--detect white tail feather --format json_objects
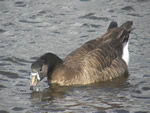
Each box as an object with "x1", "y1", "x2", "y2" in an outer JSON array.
[{"x1": 122, "y1": 42, "x2": 129, "y2": 65}]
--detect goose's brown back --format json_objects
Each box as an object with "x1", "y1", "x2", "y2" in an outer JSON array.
[
  {"x1": 50, "y1": 21, "x2": 133, "y2": 86},
  {"x1": 64, "y1": 29, "x2": 116, "y2": 66},
  {"x1": 64, "y1": 21, "x2": 119, "y2": 67}
]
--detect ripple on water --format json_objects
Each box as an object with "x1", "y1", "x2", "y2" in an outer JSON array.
[
  {"x1": 81, "y1": 23, "x2": 102, "y2": 29},
  {"x1": 18, "y1": 69, "x2": 29, "y2": 74},
  {"x1": 15, "y1": 1, "x2": 26, "y2": 7},
  {"x1": 12, "y1": 107, "x2": 26, "y2": 112},
  {"x1": 121, "y1": 6, "x2": 135, "y2": 11},
  {"x1": 29, "y1": 10, "x2": 49, "y2": 20},
  {"x1": 0, "y1": 84, "x2": 7, "y2": 90},
  {"x1": 0, "y1": 110, "x2": 9, "y2": 113},
  {"x1": 36, "y1": 10, "x2": 47, "y2": 17},
  {"x1": 3, "y1": 22, "x2": 15, "y2": 26},
  {"x1": 0, "y1": 63, "x2": 10, "y2": 66},
  {"x1": 0, "y1": 29, "x2": 6, "y2": 33},
  {"x1": 142, "y1": 87, "x2": 150, "y2": 91},
  {"x1": 125, "y1": 0, "x2": 149, "y2": 3},
  {"x1": 19, "y1": 19, "x2": 41, "y2": 24},
  {"x1": 134, "y1": 111, "x2": 148, "y2": 113},
  {"x1": 0, "y1": 70, "x2": 19, "y2": 79},
  {"x1": 127, "y1": 13, "x2": 143, "y2": 17},
  {"x1": 80, "y1": 0, "x2": 91, "y2": 2},
  {"x1": 79, "y1": 13, "x2": 109, "y2": 21},
  {"x1": 113, "y1": 110, "x2": 129, "y2": 113},
  {"x1": 2, "y1": 56, "x2": 31, "y2": 65},
  {"x1": 90, "y1": 24, "x2": 102, "y2": 28},
  {"x1": 136, "y1": 0, "x2": 149, "y2": 2},
  {"x1": 143, "y1": 74, "x2": 150, "y2": 78}
]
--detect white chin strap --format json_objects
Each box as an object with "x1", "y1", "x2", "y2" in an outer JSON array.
[{"x1": 30, "y1": 72, "x2": 41, "y2": 80}]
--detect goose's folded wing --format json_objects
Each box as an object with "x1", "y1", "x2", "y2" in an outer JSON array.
[
  {"x1": 80, "y1": 43, "x2": 128, "y2": 82},
  {"x1": 64, "y1": 22, "x2": 119, "y2": 65},
  {"x1": 64, "y1": 28, "x2": 123, "y2": 66},
  {"x1": 64, "y1": 31, "x2": 116, "y2": 65},
  {"x1": 64, "y1": 38, "x2": 103, "y2": 64},
  {"x1": 64, "y1": 21, "x2": 133, "y2": 67}
]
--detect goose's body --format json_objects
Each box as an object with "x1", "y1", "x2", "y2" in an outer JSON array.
[{"x1": 30, "y1": 21, "x2": 133, "y2": 89}]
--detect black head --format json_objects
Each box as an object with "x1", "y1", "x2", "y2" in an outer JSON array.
[
  {"x1": 119, "y1": 21, "x2": 133, "y2": 44},
  {"x1": 120, "y1": 21, "x2": 133, "y2": 32},
  {"x1": 109, "y1": 21, "x2": 133, "y2": 58},
  {"x1": 30, "y1": 53, "x2": 63, "y2": 90},
  {"x1": 110, "y1": 21, "x2": 133, "y2": 45}
]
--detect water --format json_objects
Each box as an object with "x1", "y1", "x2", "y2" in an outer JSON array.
[{"x1": 0, "y1": 0, "x2": 150, "y2": 112}]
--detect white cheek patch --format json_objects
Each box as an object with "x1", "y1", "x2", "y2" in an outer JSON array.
[{"x1": 30, "y1": 72, "x2": 41, "y2": 80}]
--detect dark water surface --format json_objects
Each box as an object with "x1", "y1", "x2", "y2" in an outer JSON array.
[{"x1": 0, "y1": 0, "x2": 150, "y2": 112}]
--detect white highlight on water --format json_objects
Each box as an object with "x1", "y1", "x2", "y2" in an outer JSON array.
[{"x1": 122, "y1": 42, "x2": 129, "y2": 65}]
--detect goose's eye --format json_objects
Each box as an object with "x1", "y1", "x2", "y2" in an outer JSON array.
[{"x1": 39, "y1": 68, "x2": 42, "y2": 72}]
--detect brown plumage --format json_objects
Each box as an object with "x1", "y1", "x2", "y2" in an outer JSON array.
[{"x1": 30, "y1": 21, "x2": 133, "y2": 89}]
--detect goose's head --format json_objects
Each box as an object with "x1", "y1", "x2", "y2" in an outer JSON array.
[
  {"x1": 30, "y1": 53, "x2": 62, "y2": 90},
  {"x1": 117, "y1": 21, "x2": 133, "y2": 65}
]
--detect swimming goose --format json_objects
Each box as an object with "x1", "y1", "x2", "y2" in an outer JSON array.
[{"x1": 30, "y1": 21, "x2": 133, "y2": 90}]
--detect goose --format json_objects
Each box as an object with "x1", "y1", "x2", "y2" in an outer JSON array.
[{"x1": 30, "y1": 21, "x2": 133, "y2": 90}]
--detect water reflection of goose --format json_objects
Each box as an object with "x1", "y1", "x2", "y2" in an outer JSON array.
[{"x1": 30, "y1": 21, "x2": 133, "y2": 89}]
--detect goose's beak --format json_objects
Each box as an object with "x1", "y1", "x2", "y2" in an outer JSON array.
[{"x1": 30, "y1": 72, "x2": 40, "y2": 90}]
